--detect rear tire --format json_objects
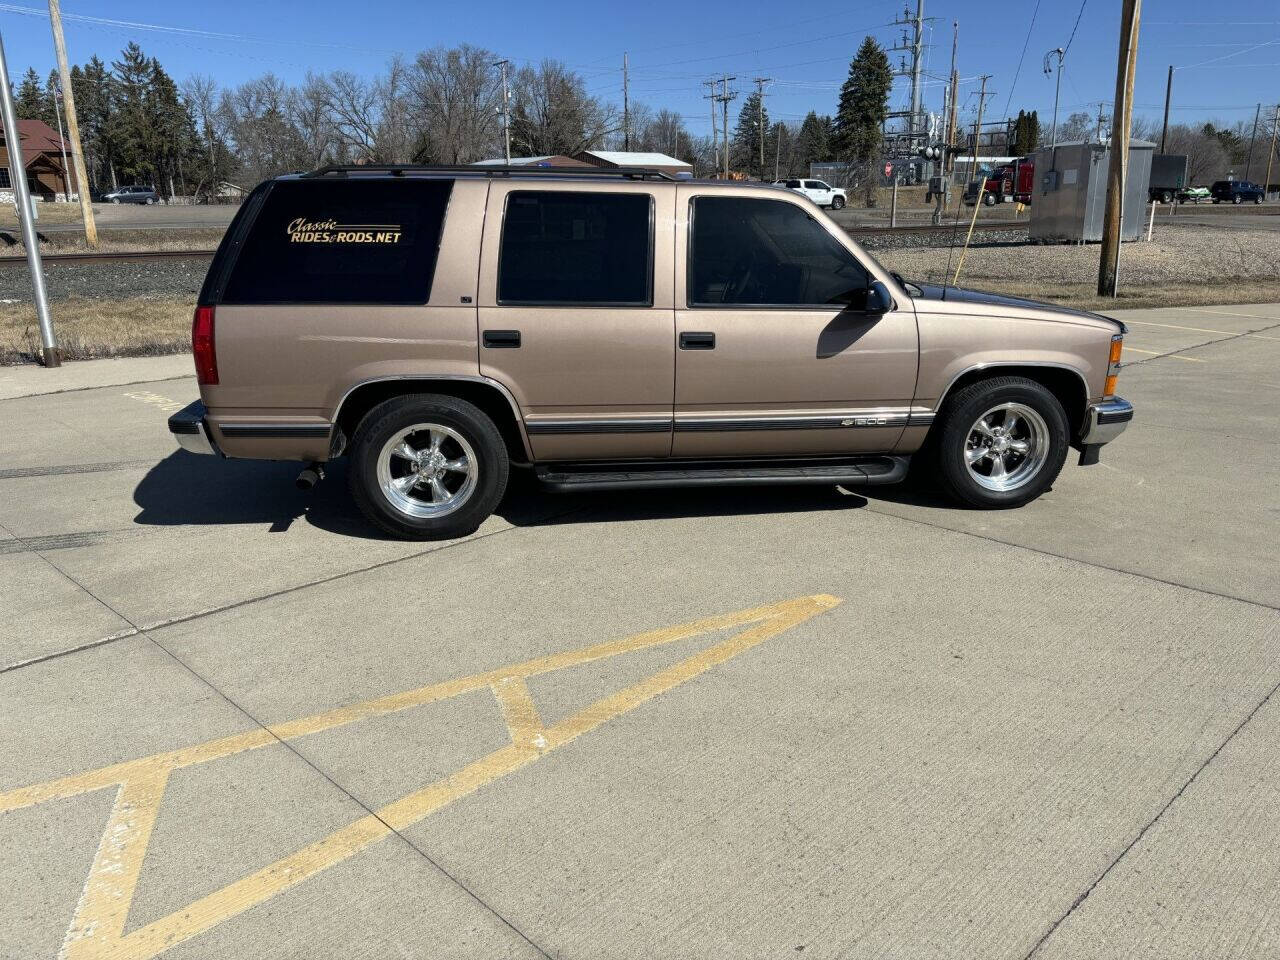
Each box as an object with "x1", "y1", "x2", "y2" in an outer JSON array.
[
  {"x1": 1161, "y1": 190, "x2": 1173, "y2": 203},
  {"x1": 1233, "y1": 195, "x2": 1243, "y2": 204},
  {"x1": 983, "y1": 193, "x2": 997, "y2": 206},
  {"x1": 348, "y1": 394, "x2": 509, "y2": 540},
  {"x1": 932, "y1": 377, "x2": 1069, "y2": 509}
]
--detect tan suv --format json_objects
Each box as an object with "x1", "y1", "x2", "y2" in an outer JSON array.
[{"x1": 169, "y1": 164, "x2": 1133, "y2": 540}]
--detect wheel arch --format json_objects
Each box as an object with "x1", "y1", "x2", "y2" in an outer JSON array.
[
  {"x1": 332, "y1": 376, "x2": 532, "y2": 463},
  {"x1": 935, "y1": 364, "x2": 1089, "y2": 438}
]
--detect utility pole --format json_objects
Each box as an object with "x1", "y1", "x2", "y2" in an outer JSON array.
[
  {"x1": 1098, "y1": 0, "x2": 1141, "y2": 298},
  {"x1": 0, "y1": 29, "x2": 58, "y2": 366},
  {"x1": 704, "y1": 80, "x2": 719, "y2": 176},
  {"x1": 48, "y1": 0, "x2": 96, "y2": 248},
  {"x1": 1265, "y1": 104, "x2": 1279, "y2": 201},
  {"x1": 971, "y1": 75, "x2": 992, "y2": 174},
  {"x1": 622, "y1": 53, "x2": 631, "y2": 151},
  {"x1": 494, "y1": 59, "x2": 512, "y2": 163},
  {"x1": 49, "y1": 81, "x2": 70, "y2": 200},
  {"x1": 1159, "y1": 64, "x2": 1173, "y2": 153},
  {"x1": 714, "y1": 76, "x2": 737, "y2": 180},
  {"x1": 1244, "y1": 102, "x2": 1261, "y2": 181},
  {"x1": 774, "y1": 125, "x2": 782, "y2": 181},
  {"x1": 891, "y1": 0, "x2": 929, "y2": 145},
  {"x1": 946, "y1": 22, "x2": 959, "y2": 173},
  {"x1": 754, "y1": 77, "x2": 771, "y2": 179}
]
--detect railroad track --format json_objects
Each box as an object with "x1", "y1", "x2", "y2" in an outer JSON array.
[{"x1": 0, "y1": 248, "x2": 216, "y2": 265}]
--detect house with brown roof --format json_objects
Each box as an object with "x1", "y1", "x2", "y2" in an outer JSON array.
[{"x1": 0, "y1": 119, "x2": 78, "y2": 202}]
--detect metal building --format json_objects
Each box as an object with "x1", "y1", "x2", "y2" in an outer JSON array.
[{"x1": 1029, "y1": 140, "x2": 1154, "y2": 243}]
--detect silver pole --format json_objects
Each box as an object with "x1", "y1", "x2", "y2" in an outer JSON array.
[{"x1": 0, "y1": 29, "x2": 58, "y2": 366}]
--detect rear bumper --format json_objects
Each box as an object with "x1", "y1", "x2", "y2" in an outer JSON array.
[
  {"x1": 168, "y1": 400, "x2": 221, "y2": 456},
  {"x1": 1079, "y1": 396, "x2": 1134, "y2": 446}
]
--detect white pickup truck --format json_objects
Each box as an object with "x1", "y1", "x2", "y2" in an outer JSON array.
[{"x1": 775, "y1": 178, "x2": 847, "y2": 210}]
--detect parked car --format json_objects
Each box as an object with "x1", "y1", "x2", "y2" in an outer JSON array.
[
  {"x1": 1210, "y1": 180, "x2": 1265, "y2": 204},
  {"x1": 169, "y1": 165, "x2": 1132, "y2": 540},
  {"x1": 1178, "y1": 186, "x2": 1211, "y2": 204},
  {"x1": 103, "y1": 185, "x2": 159, "y2": 204},
  {"x1": 774, "y1": 178, "x2": 847, "y2": 209}
]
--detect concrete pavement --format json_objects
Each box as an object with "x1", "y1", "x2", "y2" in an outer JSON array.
[{"x1": 0, "y1": 302, "x2": 1277, "y2": 959}]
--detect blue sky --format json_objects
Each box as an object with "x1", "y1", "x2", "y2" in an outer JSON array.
[{"x1": 1, "y1": 0, "x2": 1277, "y2": 138}]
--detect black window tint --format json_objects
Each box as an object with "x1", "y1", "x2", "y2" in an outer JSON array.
[
  {"x1": 785, "y1": 179, "x2": 802, "y2": 188},
  {"x1": 498, "y1": 191, "x2": 652, "y2": 305},
  {"x1": 221, "y1": 179, "x2": 451, "y2": 304},
  {"x1": 689, "y1": 196, "x2": 871, "y2": 308}
]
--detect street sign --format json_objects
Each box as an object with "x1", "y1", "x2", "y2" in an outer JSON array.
[{"x1": 884, "y1": 162, "x2": 893, "y2": 177}]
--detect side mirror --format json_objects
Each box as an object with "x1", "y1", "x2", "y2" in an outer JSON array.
[{"x1": 865, "y1": 280, "x2": 894, "y2": 314}]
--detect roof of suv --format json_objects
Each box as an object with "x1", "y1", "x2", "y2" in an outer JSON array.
[{"x1": 278, "y1": 164, "x2": 790, "y2": 192}]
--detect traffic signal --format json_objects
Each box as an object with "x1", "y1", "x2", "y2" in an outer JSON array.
[{"x1": 917, "y1": 144, "x2": 942, "y2": 160}]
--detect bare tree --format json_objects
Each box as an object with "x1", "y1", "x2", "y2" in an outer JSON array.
[
  {"x1": 407, "y1": 45, "x2": 502, "y2": 164},
  {"x1": 218, "y1": 74, "x2": 312, "y2": 182},
  {"x1": 510, "y1": 60, "x2": 618, "y2": 157}
]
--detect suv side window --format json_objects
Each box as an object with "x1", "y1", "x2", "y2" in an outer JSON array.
[
  {"x1": 221, "y1": 179, "x2": 451, "y2": 305},
  {"x1": 498, "y1": 191, "x2": 652, "y2": 305},
  {"x1": 688, "y1": 196, "x2": 871, "y2": 308}
]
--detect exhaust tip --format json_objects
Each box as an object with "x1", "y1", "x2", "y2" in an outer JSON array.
[{"x1": 295, "y1": 464, "x2": 323, "y2": 491}]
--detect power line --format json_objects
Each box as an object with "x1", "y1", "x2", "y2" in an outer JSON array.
[
  {"x1": 1063, "y1": 0, "x2": 1088, "y2": 57},
  {"x1": 1001, "y1": 0, "x2": 1043, "y2": 118}
]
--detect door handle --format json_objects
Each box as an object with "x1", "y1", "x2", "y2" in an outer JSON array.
[
  {"x1": 680, "y1": 331, "x2": 715, "y2": 350},
  {"x1": 483, "y1": 329, "x2": 521, "y2": 348}
]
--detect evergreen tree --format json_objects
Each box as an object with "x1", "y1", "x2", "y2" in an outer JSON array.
[
  {"x1": 107, "y1": 43, "x2": 157, "y2": 186},
  {"x1": 833, "y1": 37, "x2": 891, "y2": 201},
  {"x1": 1011, "y1": 110, "x2": 1041, "y2": 155},
  {"x1": 732, "y1": 91, "x2": 770, "y2": 179},
  {"x1": 71, "y1": 57, "x2": 115, "y2": 192},
  {"x1": 15, "y1": 67, "x2": 48, "y2": 123},
  {"x1": 796, "y1": 111, "x2": 831, "y2": 173}
]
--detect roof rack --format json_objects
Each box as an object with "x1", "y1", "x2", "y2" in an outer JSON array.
[{"x1": 301, "y1": 163, "x2": 680, "y2": 182}]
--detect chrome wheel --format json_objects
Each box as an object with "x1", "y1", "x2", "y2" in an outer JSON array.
[
  {"x1": 375, "y1": 423, "x2": 477, "y2": 518},
  {"x1": 964, "y1": 402, "x2": 1049, "y2": 492}
]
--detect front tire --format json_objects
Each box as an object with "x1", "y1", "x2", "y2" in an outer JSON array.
[
  {"x1": 1233, "y1": 195, "x2": 1243, "y2": 204},
  {"x1": 348, "y1": 394, "x2": 509, "y2": 540},
  {"x1": 932, "y1": 377, "x2": 1069, "y2": 508},
  {"x1": 983, "y1": 192, "x2": 997, "y2": 206},
  {"x1": 831, "y1": 195, "x2": 846, "y2": 210}
]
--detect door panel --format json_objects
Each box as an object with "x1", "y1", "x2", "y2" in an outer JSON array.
[
  {"x1": 478, "y1": 182, "x2": 676, "y2": 460},
  {"x1": 673, "y1": 186, "x2": 919, "y2": 458}
]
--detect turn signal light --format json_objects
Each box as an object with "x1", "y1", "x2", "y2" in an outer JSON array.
[
  {"x1": 192, "y1": 305, "x2": 218, "y2": 385},
  {"x1": 1104, "y1": 334, "x2": 1123, "y2": 396},
  {"x1": 1109, "y1": 337, "x2": 1124, "y2": 365}
]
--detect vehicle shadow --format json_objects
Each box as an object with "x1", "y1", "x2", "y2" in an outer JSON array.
[{"x1": 133, "y1": 452, "x2": 873, "y2": 539}]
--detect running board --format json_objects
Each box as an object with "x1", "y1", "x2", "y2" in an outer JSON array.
[{"x1": 534, "y1": 455, "x2": 909, "y2": 492}]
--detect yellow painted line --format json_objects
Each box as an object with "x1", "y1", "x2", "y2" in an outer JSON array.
[
  {"x1": 1122, "y1": 318, "x2": 1280, "y2": 341},
  {"x1": 0, "y1": 594, "x2": 841, "y2": 960},
  {"x1": 1122, "y1": 346, "x2": 1207, "y2": 362}
]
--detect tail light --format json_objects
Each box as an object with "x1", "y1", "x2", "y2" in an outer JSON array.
[
  {"x1": 1104, "y1": 334, "x2": 1123, "y2": 397},
  {"x1": 192, "y1": 305, "x2": 218, "y2": 385}
]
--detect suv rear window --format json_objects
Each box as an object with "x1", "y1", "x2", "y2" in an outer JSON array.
[
  {"x1": 498, "y1": 191, "x2": 652, "y2": 305},
  {"x1": 220, "y1": 179, "x2": 452, "y2": 305}
]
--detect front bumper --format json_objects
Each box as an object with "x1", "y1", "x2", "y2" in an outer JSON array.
[
  {"x1": 1080, "y1": 396, "x2": 1134, "y2": 446},
  {"x1": 168, "y1": 400, "x2": 221, "y2": 456}
]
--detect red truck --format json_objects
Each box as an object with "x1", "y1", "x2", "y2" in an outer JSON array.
[{"x1": 963, "y1": 157, "x2": 1034, "y2": 206}]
